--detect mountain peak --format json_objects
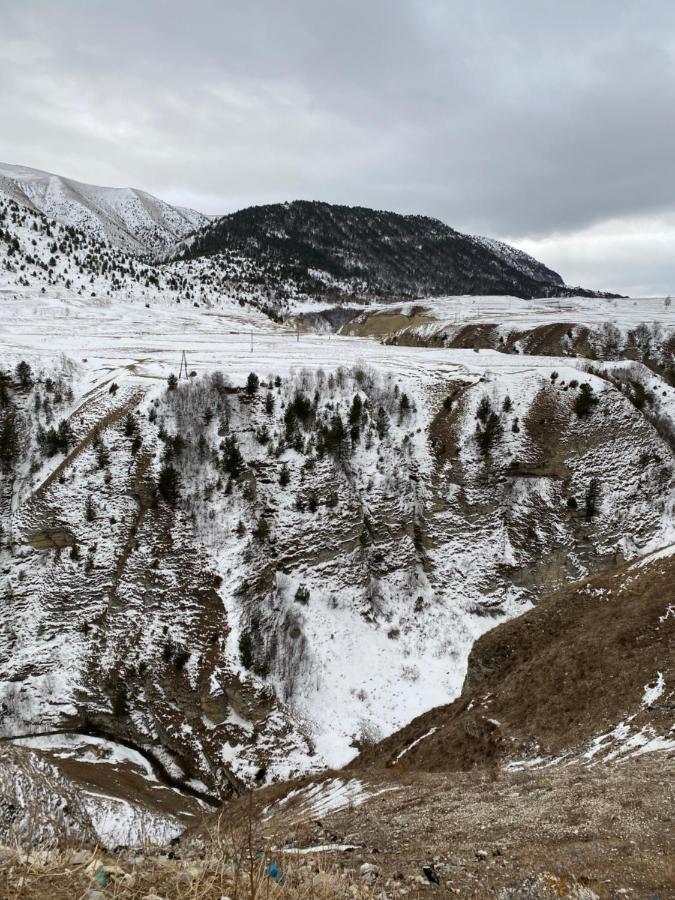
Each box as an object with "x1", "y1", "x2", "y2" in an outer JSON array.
[{"x1": 0, "y1": 162, "x2": 209, "y2": 255}]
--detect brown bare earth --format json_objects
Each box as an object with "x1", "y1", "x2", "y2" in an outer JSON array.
[
  {"x1": 251, "y1": 755, "x2": 675, "y2": 899},
  {"x1": 1, "y1": 756, "x2": 673, "y2": 898},
  {"x1": 353, "y1": 550, "x2": 674, "y2": 773}
]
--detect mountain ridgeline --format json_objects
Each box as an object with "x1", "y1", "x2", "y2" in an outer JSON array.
[{"x1": 163, "y1": 200, "x2": 615, "y2": 305}]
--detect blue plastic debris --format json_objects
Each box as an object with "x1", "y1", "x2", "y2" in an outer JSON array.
[{"x1": 265, "y1": 862, "x2": 285, "y2": 885}]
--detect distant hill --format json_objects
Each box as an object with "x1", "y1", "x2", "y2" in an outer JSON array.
[
  {"x1": 0, "y1": 162, "x2": 209, "y2": 255},
  {"x1": 163, "y1": 200, "x2": 618, "y2": 306}
]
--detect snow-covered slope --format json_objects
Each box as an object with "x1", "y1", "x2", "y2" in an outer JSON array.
[
  {"x1": 344, "y1": 295, "x2": 675, "y2": 383},
  {"x1": 470, "y1": 234, "x2": 564, "y2": 286},
  {"x1": 0, "y1": 191, "x2": 283, "y2": 317},
  {"x1": 161, "y1": 200, "x2": 619, "y2": 316},
  {"x1": 0, "y1": 162, "x2": 209, "y2": 255},
  {"x1": 1, "y1": 291, "x2": 673, "y2": 797}
]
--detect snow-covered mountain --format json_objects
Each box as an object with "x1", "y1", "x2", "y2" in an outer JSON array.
[
  {"x1": 163, "y1": 201, "x2": 620, "y2": 315},
  {"x1": 0, "y1": 162, "x2": 623, "y2": 320},
  {"x1": 470, "y1": 233, "x2": 563, "y2": 287},
  {"x1": 0, "y1": 162, "x2": 209, "y2": 255}
]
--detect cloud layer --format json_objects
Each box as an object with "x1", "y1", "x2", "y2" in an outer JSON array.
[{"x1": 2, "y1": 0, "x2": 674, "y2": 294}]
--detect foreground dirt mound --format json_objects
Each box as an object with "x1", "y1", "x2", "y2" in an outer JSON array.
[
  {"x1": 353, "y1": 546, "x2": 674, "y2": 773},
  {"x1": 198, "y1": 753, "x2": 672, "y2": 899}
]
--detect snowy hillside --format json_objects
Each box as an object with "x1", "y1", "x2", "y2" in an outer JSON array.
[
  {"x1": 0, "y1": 192, "x2": 284, "y2": 319},
  {"x1": 1, "y1": 290, "x2": 673, "y2": 807},
  {"x1": 345, "y1": 294, "x2": 675, "y2": 385},
  {"x1": 0, "y1": 163, "x2": 622, "y2": 320},
  {"x1": 0, "y1": 162, "x2": 209, "y2": 255},
  {"x1": 470, "y1": 234, "x2": 564, "y2": 286},
  {"x1": 161, "y1": 200, "x2": 618, "y2": 314}
]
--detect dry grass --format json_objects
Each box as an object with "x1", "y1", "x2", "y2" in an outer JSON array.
[{"x1": 0, "y1": 799, "x2": 375, "y2": 900}]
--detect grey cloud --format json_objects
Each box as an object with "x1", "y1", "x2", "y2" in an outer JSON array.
[{"x1": 1, "y1": 0, "x2": 674, "y2": 293}]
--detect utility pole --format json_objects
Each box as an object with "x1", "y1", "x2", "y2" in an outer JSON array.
[{"x1": 179, "y1": 350, "x2": 189, "y2": 380}]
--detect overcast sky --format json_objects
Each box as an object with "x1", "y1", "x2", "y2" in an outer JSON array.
[{"x1": 1, "y1": 0, "x2": 674, "y2": 295}]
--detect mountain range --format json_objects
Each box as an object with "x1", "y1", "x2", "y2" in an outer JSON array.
[{"x1": 0, "y1": 162, "x2": 620, "y2": 313}]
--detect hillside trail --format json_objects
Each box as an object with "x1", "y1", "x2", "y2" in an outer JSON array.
[{"x1": 27, "y1": 381, "x2": 147, "y2": 506}]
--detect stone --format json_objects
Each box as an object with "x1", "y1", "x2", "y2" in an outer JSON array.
[
  {"x1": 67, "y1": 849, "x2": 94, "y2": 865},
  {"x1": 101, "y1": 863, "x2": 127, "y2": 877},
  {"x1": 498, "y1": 874, "x2": 599, "y2": 899},
  {"x1": 360, "y1": 862, "x2": 380, "y2": 882},
  {"x1": 475, "y1": 850, "x2": 488, "y2": 861}
]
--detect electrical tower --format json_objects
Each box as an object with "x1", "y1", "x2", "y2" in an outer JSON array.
[{"x1": 178, "y1": 350, "x2": 189, "y2": 379}]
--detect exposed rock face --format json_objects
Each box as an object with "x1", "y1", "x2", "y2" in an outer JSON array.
[
  {"x1": 1, "y1": 348, "x2": 672, "y2": 796},
  {"x1": 0, "y1": 745, "x2": 97, "y2": 847}
]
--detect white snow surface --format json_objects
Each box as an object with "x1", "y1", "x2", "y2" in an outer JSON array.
[
  {"x1": 263, "y1": 777, "x2": 398, "y2": 824},
  {"x1": 1, "y1": 286, "x2": 674, "y2": 781},
  {"x1": 642, "y1": 673, "x2": 665, "y2": 709},
  {"x1": 0, "y1": 162, "x2": 208, "y2": 255}
]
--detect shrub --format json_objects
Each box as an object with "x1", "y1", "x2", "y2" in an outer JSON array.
[
  {"x1": 239, "y1": 630, "x2": 254, "y2": 669},
  {"x1": 15, "y1": 360, "x2": 32, "y2": 387},
  {"x1": 0, "y1": 413, "x2": 18, "y2": 467},
  {"x1": 574, "y1": 383, "x2": 599, "y2": 417},
  {"x1": 319, "y1": 412, "x2": 347, "y2": 457},
  {"x1": 124, "y1": 412, "x2": 138, "y2": 437},
  {"x1": 585, "y1": 477, "x2": 600, "y2": 521},
  {"x1": 173, "y1": 648, "x2": 190, "y2": 671},
  {"x1": 375, "y1": 406, "x2": 389, "y2": 439},
  {"x1": 38, "y1": 419, "x2": 74, "y2": 457},
  {"x1": 285, "y1": 392, "x2": 314, "y2": 436},
  {"x1": 349, "y1": 394, "x2": 363, "y2": 425},
  {"x1": 246, "y1": 372, "x2": 260, "y2": 395},
  {"x1": 85, "y1": 495, "x2": 96, "y2": 521},
  {"x1": 476, "y1": 395, "x2": 491, "y2": 423},
  {"x1": 222, "y1": 436, "x2": 244, "y2": 477},
  {"x1": 476, "y1": 412, "x2": 502, "y2": 455},
  {"x1": 628, "y1": 380, "x2": 652, "y2": 410},
  {"x1": 167, "y1": 373, "x2": 178, "y2": 390},
  {"x1": 158, "y1": 463, "x2": 180, "y2": 503},
  {"x1": 294, "y1": 584, "x2": 310, "y2": 605},
  {"x1": 253, "y1": 517, "x2": 270, "y2": 542},
  {"x1": 95, "y1": 440, "x2": 110, "y2": 469}
]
